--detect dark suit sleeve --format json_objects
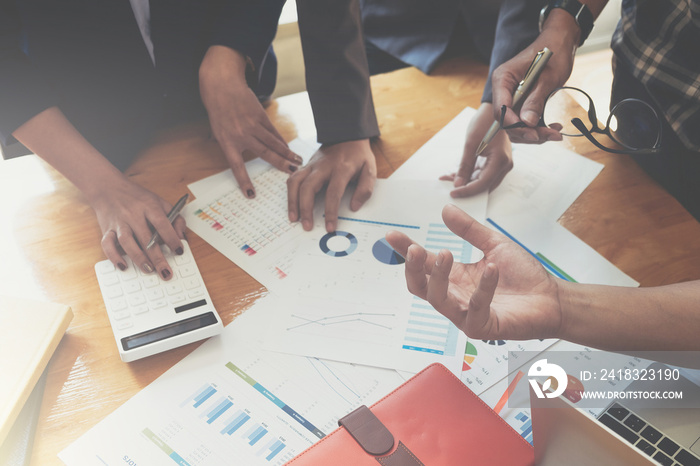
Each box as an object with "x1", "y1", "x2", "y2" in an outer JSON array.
[
  {"x1": 481, "y1": 0, "x2": 546, "y2": 103},
  {"x1": 208, "y1": 0, "x2": 286, "y2": 95},
  {"x1": 0, "y1": 0, "x2": 57, "y2": 145},
  {"x1": 296, "y1": 0, "x2": 380, "y2": 144}
]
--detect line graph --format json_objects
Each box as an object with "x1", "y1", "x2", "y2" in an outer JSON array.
[{"x1": 287, "y1": 312, "x2": 395, "y2": 331}]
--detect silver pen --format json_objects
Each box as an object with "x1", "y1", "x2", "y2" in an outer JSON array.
[
  {"x1": 146, "y1": 193, "x2": 189, "y2": 249},
  {"x1": 476, "y1": 47, "x2": 553, "y2": 155}
]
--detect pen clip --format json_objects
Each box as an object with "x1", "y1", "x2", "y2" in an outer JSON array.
[{"x1": 519, "y1": 50, "x2": 546, "y2": 88}]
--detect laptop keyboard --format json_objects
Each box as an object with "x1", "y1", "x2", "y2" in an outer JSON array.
[{"x1": 598, "y1": 403, "x2": 700, "y2": 466}]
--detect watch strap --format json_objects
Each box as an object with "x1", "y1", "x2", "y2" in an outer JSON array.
[{"x1": 540, "y1": 0, "x2": 595, "y2": 46}]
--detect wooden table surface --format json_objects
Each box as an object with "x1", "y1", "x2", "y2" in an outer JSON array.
[{"x1": 1, "y1": 52, "x2": 699, "y2": 465}]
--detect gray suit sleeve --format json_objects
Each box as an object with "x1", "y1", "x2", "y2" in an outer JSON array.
[
  {"x1": 296, "y1": 0, "x2": 380, "y2": 144},
  {"x1": 482, "y1": 0, "x2": 547, "y2": 103}
]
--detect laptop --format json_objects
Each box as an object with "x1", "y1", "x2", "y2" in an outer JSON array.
[{"x1": 531, "y1": 362, "x2": 700, "y2": 466}]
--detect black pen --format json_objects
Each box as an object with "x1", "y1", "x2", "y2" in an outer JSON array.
[{"x1": 146, "y1": 193, "x2": 189, "y2": 249}]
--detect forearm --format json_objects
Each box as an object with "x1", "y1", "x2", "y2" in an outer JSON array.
[
  {"x1": 11, "y1": 106, "x2": 126, "y2": 202},
  {"x1": 557, "y1": 280, "x2": 700, "y2": 352}
]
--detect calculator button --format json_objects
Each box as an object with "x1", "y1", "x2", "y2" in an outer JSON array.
[
  {"x1": 179, "y1": 265, "x2": 197, "y2": 278},
  {"x1": 174, "y1": 254, "x2": 191, "y2": 266},
  {"x1": 128, "y1": 294, "x2": 147, "y2": 307},
  {"x1": 113, "y1": 311, "x2": 130, "y2": 321},
  {"x1": 96, "y1": 261, "x2": 116, "y2": 274},
  {"x1": 116, "y1": 321, "x2": 133, "y2": 331},
  {"x1": 120, "y1": 267, "x2": 138, "y2": 281},
  {"x1": 132, "y1": 304, "x2": 149, "y2": 315},
  {"x1": 142, "y1": 275, "x2": 160, "y2": 288},
  {"x1": 170, "y1": 294, "x2": 186, "y2": 304},
  {"x1": 110, "y1": 298, "x2": 128, "y2": 312},
  {"x1": 99, "y1": 274, "x2": 120, "y2": 286},
  {"x1": 188, "y1": 289, "x2": 204, "y2": 299},
  {"x1": 151, "y1": 298, "x2": 168, "y2": 309},
  {"x1": 104, "y1": 286, "x2": 123, "y2": 299},
  {"x1": 146, "y1": 288, "x2": 164, "y2": 301},
  {"x1": 124, "y1": 281, "x2": 142, "y2": 294},
  {"x1": 184, "y1": 277, "x2": 200, "y2": 290},
  {"x1": 166, "y1": 283, "x2": 184, "y2": 295}
]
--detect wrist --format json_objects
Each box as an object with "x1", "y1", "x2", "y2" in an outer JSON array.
[
  {"x1": 199, "y1": 46, "x2": 249, "y2": 97},
  {"x1": 540, "y1": 9, "x2": 583, "y2": 51}
]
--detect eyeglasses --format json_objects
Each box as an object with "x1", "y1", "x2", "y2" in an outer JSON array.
[{"x1": 500, "y1": 86, "x2": 662, "y2": 155}]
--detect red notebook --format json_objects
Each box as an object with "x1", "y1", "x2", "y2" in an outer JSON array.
[{"x1": 287, "y1": 363, "x2": 534, "y2": 465}]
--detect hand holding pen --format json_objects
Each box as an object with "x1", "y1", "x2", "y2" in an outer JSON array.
[{"x1": 477, "y1": 48, "x2": 553, "y2": 155}]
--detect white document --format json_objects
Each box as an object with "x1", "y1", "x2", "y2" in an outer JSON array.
[
  {"x1": 184, "y1": 148, "x2": 487, "y2": 374},
  {"x1": 59, "y1": 297, "x2": 406, "y2": 466},
  {"x1": 390, "y1": 106, "x2": 604, "y2": 223},
  {"x1": 258, "y1": 179, "x2": 485, "y2": 375}
]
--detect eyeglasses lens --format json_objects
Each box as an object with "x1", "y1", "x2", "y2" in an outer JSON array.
[
  {"x1": 608, "y1": 100, "x2": 661, "y2": 150},
  {"x1": 543, "y1": 88, "x2": 593, "y2": 136}
]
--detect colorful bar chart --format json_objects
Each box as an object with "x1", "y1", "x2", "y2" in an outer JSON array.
[{"x1": 402, "y1": 297, "x2": 459, "y2": 356}]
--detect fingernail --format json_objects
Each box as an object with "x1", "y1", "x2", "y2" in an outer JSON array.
[
  {"x1": 289, "y1": 164, "x2": 297, "y2": 172},
  {"x1": 289, "y1": 212, "x2": 297, "y2": 222},
  {"x1": 406, "y1": 248, "x2": 413, "y2": 262},
  {"x1": 161, "y1": 269, "x2": 171, "y2": 280},
  {"x1": 175, "y1": 247, "x2": 184, "y2": 255},
  {"x1": 294, "y1": 156, "x2": 303, "y2": 164},
  {"x1": 454, "y1": 176, "x2": 467, "y2": 187},
  {"x1": 302, "y1": 219, "x2": 312, "y2": 230},
  {"x1": 435, "y1": 252, "x2": 443, "y2": 267},
  {"x1": 118, "y1": 262, "x2": 126, "y2": 271},
  {"x1": 247, "y1": 189, "x2": 255, "y2": 198},
  {"x1": 483, "y1": 264, "x2": 493, "y2": 279},
  {"x1": 325, "y1": 221, "x2": 335, "y2": 232},
  {"x1": 142, "y1": 263, "x2": 154, "y2": 274}
]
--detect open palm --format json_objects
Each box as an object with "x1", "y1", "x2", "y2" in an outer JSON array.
[{"x1": 386, "y1": 204, "x2": 563, "y2": 341}]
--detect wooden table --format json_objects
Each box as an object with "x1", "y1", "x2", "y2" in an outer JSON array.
[{"x1": 1, "y1": 53, "x2": 699, "y2": 465}]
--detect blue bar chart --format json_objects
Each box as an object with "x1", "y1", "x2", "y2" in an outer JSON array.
[
  {"x1": 402, "y1": 297, "x2": 460, "y2": 356},
  {"x1": 244, "y1": 424, "x2": 268, "y2": 446},
  {"x1": 424, "y1": 222, "x2": 473, "y2": 263},
  {"x1": 220, "y1": 410, "x2": 251, "y2": 435}
]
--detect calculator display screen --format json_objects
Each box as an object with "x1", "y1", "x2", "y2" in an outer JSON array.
[{"x1": 121, "y1": 311, "x2": 219, "y2": 352}]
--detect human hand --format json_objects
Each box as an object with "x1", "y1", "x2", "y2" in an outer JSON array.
[
  {"x1": 386, "y1": 204, "x2": 563, "y2": 341},
  {"x1": 91, "y1": 177, "x2": 185, "y2": 280},
  {"x1": 440, "y1": 103, "x2": 513, "y2": 197},
  {"x1": 491, "y1": 13, "x2": 580, "y2": 144},
  {"x1": 287, "y1": 139, "x2": 376, "y2": 232},
  {"x1": 200, "y1": 46, "x2": 301, "y2": 198}
]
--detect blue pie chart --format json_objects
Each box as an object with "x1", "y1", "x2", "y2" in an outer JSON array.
[{"x1": 372, "y1": 238, "x2": 405, "y2": 265}]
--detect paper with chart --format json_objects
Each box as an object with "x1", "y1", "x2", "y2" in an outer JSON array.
[
  {"x1": 260, "y1": 180, "x2": 485, "y2": 375},
  {"x1": 59, "y1": 298, "x2": 406, "y2": 466},
  {"x1": 184, "y1": 151, "x2": 487, "y2": 374},
  {"x1": 390, "y1": 106, "x2": 604, "y2": 223}
]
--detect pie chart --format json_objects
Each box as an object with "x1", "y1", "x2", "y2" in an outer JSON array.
[
  {"x1": 319, "y1": 231, "x2": 358, "y2": 257},
  {"x1": 372, "y1": 238, "x2": 405, "y2": 265}
]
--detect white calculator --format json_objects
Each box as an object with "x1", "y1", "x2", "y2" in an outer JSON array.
[{"x1": 94, "y1": 240, "x2": 223, "y2": 362}]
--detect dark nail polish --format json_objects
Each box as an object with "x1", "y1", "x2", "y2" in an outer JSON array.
[
  {"x1": 175, "y1": 247, "x2": 184, "y2": 255},
  {"x1": 289, "y1": 164, "x2": 297, "y2": 172},
  {"x1": 247, "y1": 189, "x2": 255, "y2": 198},
  {"x1": 161, "y1": 269, "x2": 171, "y2": 280},
  {"x1": 118, "y1": 263, "x2": 126, "y2": 271}
]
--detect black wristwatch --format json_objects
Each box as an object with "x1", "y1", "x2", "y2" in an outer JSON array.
[{"x1": 539, "y1": 0, "x2": 595, "y2": 46}]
